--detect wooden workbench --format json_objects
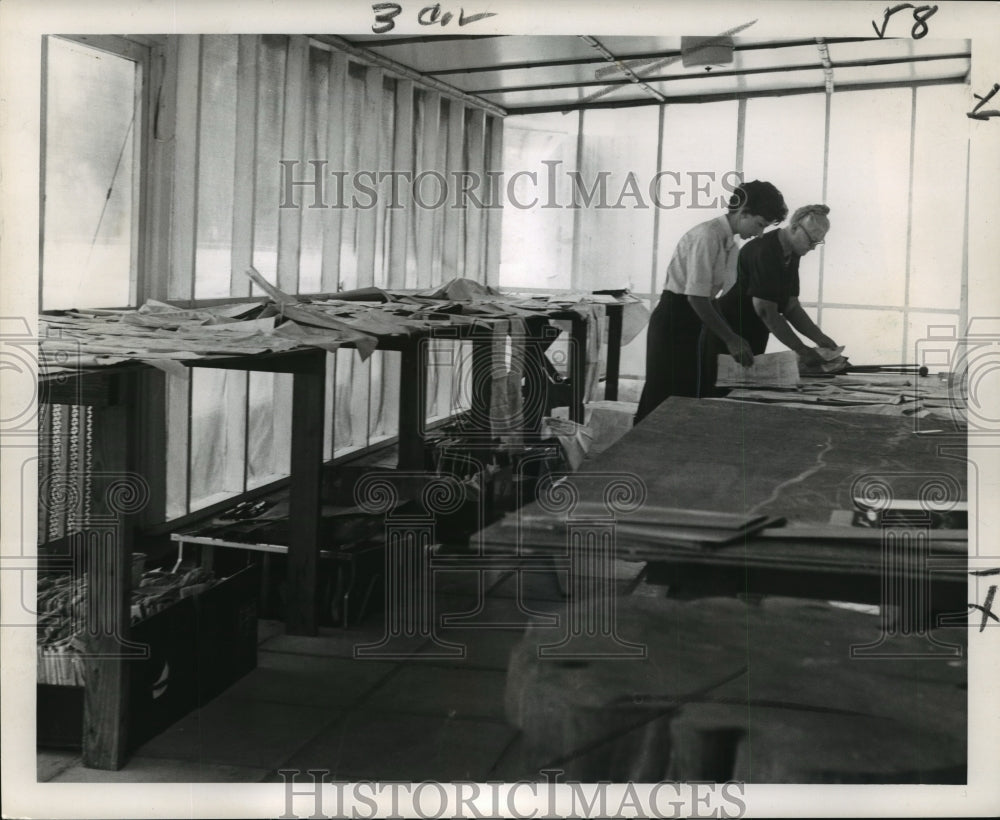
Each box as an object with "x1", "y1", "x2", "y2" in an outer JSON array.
[{"x1": 481, "y1": 396, "x2": 968, "y2": 611}]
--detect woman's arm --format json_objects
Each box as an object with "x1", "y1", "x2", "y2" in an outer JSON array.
[
  {"x1": 689, "y1": 295, "x2": 754, "y2": 366},
  {"x1": 784, "y1": 297, "x2": 838, "y2": 349},
  {"x1": 752, "y1": 297, "x2": 805, "y2": 351},
  {"x1": 752, "y1": 298, "x2": 823, "y2": 367}
]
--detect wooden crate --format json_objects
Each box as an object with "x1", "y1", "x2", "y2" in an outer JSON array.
[{"x1": 37, "y1": 564, "x2": 258, "y2": 752}]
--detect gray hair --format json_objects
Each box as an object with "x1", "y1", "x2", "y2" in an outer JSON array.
[{"x1": 789, "y1": 204, "x2": 830, "y2": 228}]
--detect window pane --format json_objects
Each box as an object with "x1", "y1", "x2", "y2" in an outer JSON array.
[
  {"x1": 165, "y1": 376, "x2": 189, "y2": 520},
  {"x1": 194, "y1": 35, "x2": 238, "y2": 298},
  {"x1": 743, "y1": 94, "x2": 827, "y2": 303},
  {"x1": 499, "y1": 111, "x2": 579, "y2": 290},
  {"x1": 823, "y1": 89, "x2": 912, "y2": 307},
  {"x1": 190, "y1": 368, "x2": 246, "y2": 509},
  {"x1": 432, "y1": 98, "x2": 450, "y2": 286},
  {"x1": 374, "y1": 77, "x2": 396, "y2": 289},
  {"x1": 42, "y1": 38, "x2": 137, "y2": 310},
  {"x1": 334, "y1": 349, "x2": 369, "y2": 455},
  {"x1": 247, "y1": 371, "x2": 291, "y2": 486},
  {"x1": 619, "y1": 321, "x2": 648, "y2": 379},
  {"x1": 655, "y1": 100, "x2": 739, "y2": 294},
  {"x1": 909, "y1": 85, "x2": 968, "y2": 311},
  {"x1": 820, "y1": 308, "x2": 903, "y2": 365},
  {"x1": 371, "y1": 350, "x2": 400, "y2": 442},
  {"x1": 252, "y1": 35, "x2": 289, "y2": 288},
  {"x1": 576, "y1": 106, "x2": 659, "y2": 294},
  {"x1": 299, "y1": 45, "x2": 331, "y2": 295},
  {"x1": 908, "y1": 312, "x2": 960, "y2": 374},
  {"x1": 338, "y1": 63, "x2": 367, "y2": 290}
]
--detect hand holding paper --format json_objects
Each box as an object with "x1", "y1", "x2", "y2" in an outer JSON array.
[
  {"x1": 717, "y1": 350, "x2": 801, "y2": 388},
  {"x1": 815, "y1": 345, "x2": 846, "y2": 361},
  {"x1": 801, "y1": 345, "x2": 849, "y2": 375},
  {"x1": 726, "y1": 335, "x2": 755, "y2": 367},
  {"x1": 797, "y1": 347, "x2": 825, "y2": 368}
]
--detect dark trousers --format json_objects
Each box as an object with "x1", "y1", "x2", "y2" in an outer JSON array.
[{"x1": 636, "y1": 291, "x2": 706, "y2": 423}]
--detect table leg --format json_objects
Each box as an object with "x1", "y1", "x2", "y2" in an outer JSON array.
[
  {"x1": 604, "y1": 304, "x2": 623, "y2": 401},
  {"x1": 398, "y1": 336, "x2": 428, "y2": 470},
  {"x1": 286, "y1": 352, "x2": 326, "y2": 636},
  {"x1": 521, "y1": 320, "x2": 554, "y2": 437},
  {"x1": 569, "y1": 314, "x2": 588, "y2": 424},
  {"x1": 470, "y1": 324, "x2": 493, "y2": 436},
  {"x1": 81, "y1": 521, "x2": 132, "y2": 768},
  {"x1": 81, "y1": 387, "x2": 145, "y2": 769}
]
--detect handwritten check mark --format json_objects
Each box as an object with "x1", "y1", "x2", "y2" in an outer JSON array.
[
  {"x1": 458, "y1": 10, "x2": 498, "y2": 26},
  {"x1": 967, "y1": 83, "x2": 1000, "y2": 120}
]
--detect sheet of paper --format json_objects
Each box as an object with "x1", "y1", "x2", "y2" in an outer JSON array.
[{"x1": 716, "y1": 350, "x2": 801, "y2": 388}]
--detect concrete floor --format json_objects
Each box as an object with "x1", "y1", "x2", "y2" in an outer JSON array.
[{"x1": 38, "y1": 564, "x2": 634, "y2": 783}]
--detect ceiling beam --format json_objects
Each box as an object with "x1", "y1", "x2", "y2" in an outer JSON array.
[
  {"x1": 422, "y1": 37, "x2": 892, "y2": 76},
  {"x1": 467, "y1": 52, "x2": 968, "y2": 95},
  {"x1": 503, "y1": 75, "x2": 967, "y2": 115},
  {"x1": 578, "y1": 35, "x2": 666, "y2": 103}
]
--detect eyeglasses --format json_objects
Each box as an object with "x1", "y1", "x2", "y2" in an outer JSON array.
[{"x1": 799, "y1": 224, "x2": 826, "y2": 248}]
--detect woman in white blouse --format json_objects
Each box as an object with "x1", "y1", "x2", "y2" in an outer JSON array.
[{"x1": 636, "y1": 180, "x2": 788, "y2": 423}]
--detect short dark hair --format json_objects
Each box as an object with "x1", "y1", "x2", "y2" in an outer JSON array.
[{"x1": 727, "y1": 179, "x2": 788, "y2": 223}]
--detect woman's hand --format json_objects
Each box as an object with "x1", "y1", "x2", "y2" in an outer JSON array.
[
  {"x1": 797, "y1": 347, "x2": 825, "y2": 368},
  {"x1": 816, "y1": 334, "x2": 838, "y2": 350},
  {"x1": 727, "y1": 336, "x2": 755, "y2": 367}
]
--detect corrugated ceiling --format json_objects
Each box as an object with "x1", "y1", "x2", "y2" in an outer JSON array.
[{"x1": 340, "y1": 34, "x2": 970, "y2": 114}]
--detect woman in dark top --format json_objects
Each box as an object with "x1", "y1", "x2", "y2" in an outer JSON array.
[{"x1": 701, "y1": 204, "x2": 840, "y2": 395}]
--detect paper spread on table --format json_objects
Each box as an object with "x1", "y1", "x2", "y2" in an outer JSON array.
[
  {"x1": 717, "y1": 351, "x2": 800, "y2": 388},
  {"x1": 39, "y1": 276, "x2": 641, "y2": 372}
]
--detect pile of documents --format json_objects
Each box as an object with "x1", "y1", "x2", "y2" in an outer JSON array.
[
  {"x1": 717, "y1": 347, "x2": 849, "y2": 389},
  {"x1": 720, "y1": 370, "x2": 962, "y2": 420},
  {"x1": 510, "y1": 502, "x2": 783, "y2": 551},
  {"x1": 40, "y1": 274, "x2": 638, "y2": 377},
  {"x1": 716, "y1": 350, "x2": 801, "y2": 388}
]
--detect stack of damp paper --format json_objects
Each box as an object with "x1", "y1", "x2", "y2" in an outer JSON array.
[
  {"x1": 508, "y1": 503, "x2": 785, "y2": 550},
  {"x1": 40, "y1": 276, "x2": 639, "y2": 374},
  {"x1": 720, "y1": 368, "x2": 963, "y2": 420},
  {"x1": 716, "y1": 350, "x2": 800, "y2": 388}
]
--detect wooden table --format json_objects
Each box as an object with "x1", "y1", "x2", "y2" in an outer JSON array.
[
  {"x1": 35, "y1": 298, "x2": 623, "y2": 768},
  {"x1": 480, "y1": 396, "x2": 968, "y2": 614},
  {"x1": 38, "y1": 341, "x2": 407, "y2": 768}
]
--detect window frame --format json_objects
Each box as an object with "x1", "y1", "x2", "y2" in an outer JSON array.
[{"x1": 39, "y1": 34, "x2": 153, "y2": 311}]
